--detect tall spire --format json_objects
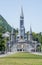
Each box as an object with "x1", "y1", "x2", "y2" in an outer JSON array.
[
  {"x1": 20, "y1": 7, "x2": 24, "y2": 17},
  {"x1": 20, "y1": 7, "x2": 25, "y2": 39}
]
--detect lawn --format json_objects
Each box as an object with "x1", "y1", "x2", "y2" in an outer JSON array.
[{"x1": 0, "y1": 52, "x2": 42, "y2": 65}]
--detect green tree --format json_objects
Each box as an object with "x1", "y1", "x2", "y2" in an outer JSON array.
[{"x1": 0, "y1": 33, "x2": 5, "y2": 51}]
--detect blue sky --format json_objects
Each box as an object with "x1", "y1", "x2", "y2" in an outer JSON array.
[{"x1": 0, "y1": 0, "x2": 42, "y2": 33}]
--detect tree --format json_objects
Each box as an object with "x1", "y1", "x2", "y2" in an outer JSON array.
[
  {"x1": 0, "y1": 26, "x2": 6, "y2": 33},
  {"x1": 0, "y1": 33, "x2": 5, "y2": 52}
]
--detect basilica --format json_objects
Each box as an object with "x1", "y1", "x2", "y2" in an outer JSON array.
[{"x1": 6, "y1": 8, "x2": 41, "y2": 52}]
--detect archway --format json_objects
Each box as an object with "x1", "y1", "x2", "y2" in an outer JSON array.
[{"x1": 36, "y1": 45, "x2": 41, "y2": 52}]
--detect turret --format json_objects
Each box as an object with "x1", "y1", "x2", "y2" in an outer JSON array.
[
  {"x1": 28, "y1": 25, "x2": 32, "y2": 41},
  {"x1": 11, "y1": 28, "x2": 15, "y2": 43}
]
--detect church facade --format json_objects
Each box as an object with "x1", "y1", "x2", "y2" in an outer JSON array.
[{"x1": 7, "y1": 8, "x2": 41, "y2": 52}]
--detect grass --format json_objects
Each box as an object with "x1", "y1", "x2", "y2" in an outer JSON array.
[{"x1": 0, "y1": 52, "x2": 42, "y2": 65}]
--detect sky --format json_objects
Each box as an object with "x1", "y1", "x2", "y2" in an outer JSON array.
[{"x1": 0, "y1": 0, "x2": 42, "y2": 33}]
